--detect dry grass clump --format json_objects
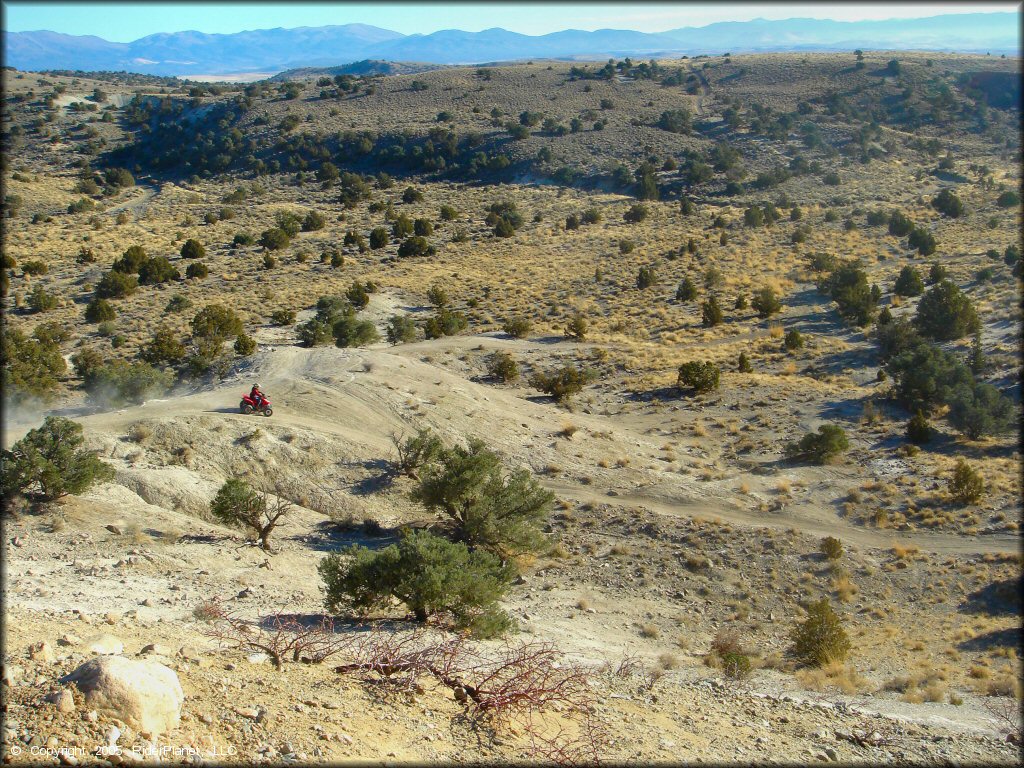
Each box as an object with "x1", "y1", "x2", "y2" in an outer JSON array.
[
  {"x1": 797, "y1": 661, "x2": 868, "y2": 694},
  {"x1": 639, "y1": 623, "x2": 660, "y2": 639}
]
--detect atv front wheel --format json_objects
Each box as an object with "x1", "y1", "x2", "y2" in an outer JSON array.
[{"x1": 261, "y1": 407, "x2": 273, "y2": 417}]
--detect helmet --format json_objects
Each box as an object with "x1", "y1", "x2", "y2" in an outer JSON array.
[{"x1": 253, "y1": 383, "x2": 261, "y2": 389}]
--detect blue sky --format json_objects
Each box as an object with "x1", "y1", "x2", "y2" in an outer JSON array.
[{"x1": 4, "y1": 2, "x2": 1018, "y2": 41}]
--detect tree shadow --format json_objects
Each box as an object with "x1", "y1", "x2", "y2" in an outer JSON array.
[
  {"x1": 293, "y1": 518, "x2": 399, "y2": 553},
  {"x1": 349, "y1": 459, "x2": 395, "y2": 496},
  {"x1": 625, "y1": 386, "x2": 679, "y2": 403},
  {"x1": 960, "y1": 575, "x2": 1021, "y2": 617},
  {"x1": 957, "y1": 627, "x2": 1020, "y2": 653}
]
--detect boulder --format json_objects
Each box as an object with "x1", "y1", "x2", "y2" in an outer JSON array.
[
  {"x1": 60, "y1": 656, "x2": 184, "y2": 735},
  {"x1": 2, "y1": 664, "x2": 24, "y2": 686},
  {"x1": 46, "y1": 690, "x2": 75, "y2": 713},
  {"x1": 85, "y1": 634, "x2": 125, "y2": 655},
  {"x1": 29, "y1": 641, "x2": 55, "y2": 663}
]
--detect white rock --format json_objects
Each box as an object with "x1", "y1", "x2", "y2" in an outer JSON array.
[
  {"x1": 2, "y1": 664, "x2": 23, "y2": 686},
  {"x1": 29, "y1": 641, "x2": 56, "y2": 663},
  {"x1": 46, "y1": 689, "x2": 76, "y2": 713},
  {"x1": 85, "y1": 635, "x2": 125, "y2": 655},
  {"x1": 60, "y1": 656, "x2": 184, "y2": 735}
]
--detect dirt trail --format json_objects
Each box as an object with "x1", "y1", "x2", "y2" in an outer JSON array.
[{"x1": 48, "y1": 342, "x2": 1018, "y2": 558}]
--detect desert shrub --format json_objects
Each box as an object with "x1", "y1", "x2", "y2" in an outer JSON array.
[
  {"x1": 825, "y1": 259, "x2": 876, "y2": 326},
  {"x1": 565, "y1": 213, "x2": 580, "y2": 230},
  {"x1": 502, "y1": 317, "x2": 532, "y2": 338},
  {"x1": 423, "y1": 308, "x2": 467, "y2": 339},
  {"x1": 886, "y1": 341, "x2": 972, "y2": 412},
  {"x1": 369, "y1": 227, "x2": 389, "y2": 249},
  {"x1": 302, "y1": 210, "x2": 326, "y2": 232},
  {"x1": 333, "y1": 311, "x2": 379, "y2": 348},
  {"x1": 391, "y1": 428, "x2": 444, "y2": 479},
  {"x1": 439, "y1": 204, "x2": 460, "y2": 221},
  {"x1": 888, "y1": 211, "x2": 914, "y2": 237},
  {"x1": 140, "y1": 326, "x2": 187, "y2": 365},
  {"x1": 908, "y1": 227, "x2": 936, "y2": 256},
  {"x1": 233, "y1": 232, "x2": 255, "y2": 247},
  {"x1": 677, "y1": 361, "x2": 720, "y2": 394},
  {"x1": 657, "y1": 108, "x2": 692, "y2": 134},
  {"x1": 112, "y1": 245, "x2": 147, "y2": 273},
  {"x1": 906, "y1": 411, "x2": 933, "y2": 444},
  {"x1": 385, "y1": 315, "x2": 417, "y2": 344},
  {"x1": 486, "y1": 352, "x2": 519, "y2": 382},
  {"x1": 1, "y1": 416, "x2": 114, "y2": 502},
  {"x1": 84, "y1": 298, "x2": 116, "y2": 323},
  {"x1": 425, "y1": 285, "x2": 448, "y2": 308},
  {"x1": 914, "y1": 280, "x2": 980, "y2": 341},
  {"x1": 676, "y1": 277, "x2": 697, "y2": 302},
  {"x1": 623, "y1": 204, "x2": 649, "y2": 223},
  {"x1": 737, "y1": 352, "x2": 752, "y2": 373},
  {"x1": 138, "y1": 256, "x2": 180, "y2": 285},
  {"x1": 104, "y1": 167, "x2": 134, "y2": 188},
  {"x1": 932, "y1": 189, "x2": 965, "y2": 218},
  {"x1": 402, "y1": 186, "x2": 424, "y2": 203},
  {"x1": 721, "y1": 651, "x2": 752, "y2": 680},
  {"x1": 210, "y1": 478, "x2": 291, "y2": 551},
  {"x1": 784, "y1": 328, "x2": 804, "y2": 350},
  {"x1": 234, "y1": 333, "x2": 257, "y2": 356},
  {"x1": 414, "y1": 218, "x2": 434, "y2": 236},
  {"x1": 192, "y1": 304, "x2": 243, "y2": 343},
  {"x1": 530, "y1": 365, "x2": 594, "y2": 403},
  {"x1": 95, "y1": 269, "x2": 138, "y2": 299},
  {"x1": 894, "y1": 265, "x2": 924, "y2": 296},
  {"x1": 179, "y1": 238, "x2": 206, "y2": 260},
  {"x1": 275, "y1": 211, "x2": 302, "y2": 237},
  {"x1": 996, "y1": 190, "x2": 1020, "y2": 208},
  {"x1": 345, "y1": 281, "x2": 370, "y2": 309},
  {"x1": 637, "y1": 265, "x2": 657, "y2": 290},
  {"x1": 397, "y1": 236, "x2": 435, "y2": 258},
  {"x1": 564, "y1": 314, "x2": 588, "y2": 340},
  {"x1": 413, "y1": 438, "x2": 553, "y2": 557},
  {"x1": 166, "y1": 294, "x2": 193, "y2": 313},
  {"x1": 751, "y1": 286, "x2": 782, "y2": 318},
  {"x1": 28, "y1": 285, "x2": 58, "y2": 313},
  {"x1": 82, "y1": 360, "x2": 173, "y2": 405},
  {"x1": 866, "y1": 210, "x2": 889, "y2": 226},
  {"x1": 946, "y1": 382, "x2": 1015, "y2": 439},
  {"x1": 185, "y1": 262, "x2": 209, "y2": 279},
  {"x1": 928, "y1": 263, "x2": 947, "y2": 284},
  {"x1": 1, "y1": 327, "x2": 66, "y2": 402},
  {"x1": 789, "y1": 599, "x2": 850, "y2": 667},
  {"x1": 701, "y1": 295, "x2": 723, "y2": 327},
  {"x1": 784, "y1": 425, "x2": 849, "y2": 464},
  {"x1": 820, "y1": 536, "x2": 844, "y2": 560},
  {"x1": 319, "y1": 528, "x2": 514, "y2": 636},
  {"x1": 949, "y1": 459, "x2": 984, "y2": 504},
  {"x1": 270, "y1": 309, "x2": 296, "y2": 326},
  {"x1": 21, "y1": 259, "x2": 48, "y2": 277},
  {"x1": 259, "y1": 227, "x2": 290, "y2": 250}
]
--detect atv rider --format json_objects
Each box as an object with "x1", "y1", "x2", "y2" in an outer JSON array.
[{"x1": 249, "y1": 383, "x2": 266, "y2": 409}]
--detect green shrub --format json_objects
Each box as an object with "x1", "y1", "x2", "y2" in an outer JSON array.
[
  {"x1": 701, "y1": 295, "x2": 723, "y2": 327},
  {"x1": 84, "y1": 298, "x2": 116, "y2": 323},
  {"x1": 677, "y1": 361, "x2": 720, "y2": 394},
  {"x1": 486, "y1": 352, "x2": 519, "y2": 382},
  {"x1": 908, "y1": 227, "x2": 936, "y2": 256},
  {"x1": 894, "y1": 266, "x2": 924, "y2": 297},
  {"x1": 28, "y1": 285, "x2": 58, "y2": 313},
  {"x1": 1, "y1": 416, "x2": 114, "y2": 502},
  {"x1": 914, "y1": 280, "x2": 980, "y2": 341},
  {"x1": 192, "y1": 304, "x2": 243, "y2": 343},
  {"x1": 946, "y1": 382, "x2": 1015, "y2": 439},
  {"x1": 623, "y1": 204, "x2": 649, "y2": 223},
  {"x1": 949, "y1": 459, "x2": 984, "y2": 504},
  {"x1": 564, "y1": 314, "x2": 587, "y2": 340},
  {"x1": 932, "y1": 189, "x2": 965, "y2": 218},
  {"x1": 425, "y1": 285, "x2": 448, "y2": 308},
  {"x1": 928, "y1": 263, "x2": 947, "y2": 284},
  {"x1": 785, "y1": 424, "x2": 849, "y2": 464},
  {"x1": 345, "y1": 281, "x2": 370, "y2": 309},
  {"x1": 333, "y1": 312, "x2": 379, "y2": 347},
  {"x1": 721, "y1": 651, "x2": 752, "y2": 680},
  {"x1": 319, "y1": 528, "x2": 514, "y2": 636},
  {"x1": 269, "y1": 309, "x2": 295, "y2": 327},
  {"x1": 166, "y1": 294, "x2": 193, "y2": 313},
  {"x1": 502, "y1": 317, "x2": 532, "y2": 338},
  {"x1": 369, "y1": 227, "x2": 389, "y2": 249},
  {"x1": 996, "y1": 190, "x2": 1020, "y2": 208},
  {"x1": 210, "y1": 478, "x2": 287, "y2": 551},
  {"x1": 530, "y1": 365, "x2": 594, "y2": 403},
  {"x1": 259, "y1": 227, "x2": 290, "y2": 250},
  {"x1": 888, "y1": 211, "x2": 914, "y2": 237},
  {"x1": 385, "y1": 314, "x2": 417, "y2": 344},
  {"x1": 1, "y1": 327, "x2": 66, "y2": 402},
  {"x1": 784, "y1": 329, "x2": 804, "y2": 350},
  {"x1": 302, "y1": 210, "x2": 326, "y2": 232},
  {"x1": 820, "y1": 536, "x2": 843, "y2": 560},
  {"x1": 413, "y1": 438, "x2": 553, "y2": 557},
  {"x1": 140, "y1": 326, "x2": 187, "y2": 365},
  {"x1": 234, "y1": 333, "x2": 256, "y2": 356},
  {"x1": 637, "y1": 265, "x2": 657, "y2": 290},
  {"x1": 676, "y1": 277, "x2": 697, "y2": 302},
  {"x1": 138, "y1": 256, "x2": 180, "y2": 285},
  {"x1": 392, "y1": 428, "x2": 444, "y2": 478},
  {"x1": 789, "y1": 599, "x2": 850, "y2": 667},
  {"x1": 232, "y1": 232, "x2": 256, "y2": 247},
  {"x1": 397, "y1": 236, "x2": 435, "y2": 258},
  {"x1": 906, "y1": 411, "x2": 933, "y2": 444},
  {"x1": 180, "y1": 238, "x2": 206, "y2": 259},
  {"x1": 825, "y1": 260, "x2": 876, "y2": 327},
  {"x1": 737, "y1": 352, "x2": 752, "y2": 373},
  {"x1": 95, "y1": 269, "x2": 138, "y2": 299},
  {"x1": 423, "y1": 308, "x2": 467, "y2": 339},
  {"x1": 413, "y1": 218, "x2": 433, "y2": 236},
  {"x1": 751, "y1": 287, "x2": 782, "y2": 318},
  {"x1": 885, "y1": 340, "x2": 972, "y2": 412},
  {"x1": 112, "y1": 245, "x2": 147, "y2": 273},
  {"x1": 439, "y1": 204, "x2": 460, "y2": 221}
]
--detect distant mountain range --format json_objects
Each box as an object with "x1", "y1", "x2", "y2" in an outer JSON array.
[{"x1": 5, "y1": 13, "x2": 1019, "y2": 77}]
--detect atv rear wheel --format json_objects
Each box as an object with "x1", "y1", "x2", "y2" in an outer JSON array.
[{"x1": 241, "y1": 401, "x2": 254, "y2": 414}]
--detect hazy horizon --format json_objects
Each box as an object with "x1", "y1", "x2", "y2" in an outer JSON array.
[{"x1": 4, "y1": 2, "x2": 1019, "y2": 42}]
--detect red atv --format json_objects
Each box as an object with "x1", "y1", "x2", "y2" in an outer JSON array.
[{"x1": 239, "y1": 393, "x2": 273, "y2": 417}]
